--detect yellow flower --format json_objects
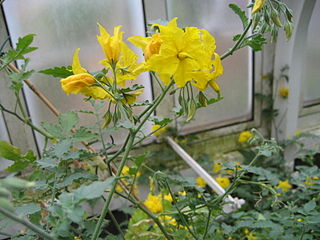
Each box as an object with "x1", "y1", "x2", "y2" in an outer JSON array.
[
  {"x1": 215, "y1": 176, "x2": 230, "y2": 189},
  {"x1": 115, "y1": 185, "x2": 123, "y2": 193},
  {"x1": 144, "y1": 194, "x2": 163, "y2": 213},
  {"x1": 304, "y1": 176, "x2": 319, "y2": 186},
  {"x1": 178, "y1": 191, "x2": 186, "y2": 196},
  {"x1": 163, "y1": 194, "x2": 173, "y2": 202},
  {"x1": 121, "y1": 165, "x2": 141, "y2": 178},
  {"x1": 213, "y1": 162, "x2": 223, "y2": 173},
  {"x1": 276, "y1": 180, "x2": 292, "y2": 192},
  {"x1": 97, "y1": 24, "x2": 123, "y2": 64},
  {"x1": 151, "y1": 124, "x2": 167, "y2": 136},
  {"x1": 238, "y1": 131, "x2": 253, "y2": 143},
  {"x1": 297, "y1": 218, "x2": 303, "y2": 222},
  {"x1": 74, "y1": 237, "x2": 82, "y2": 240},
  {"x1": 60, "y1": 48, "x2": 108, "y2": 99},
  {"x1": 252, "y1": 0, "x2": 266, "y2": 14},
  {"x1": 279, "y1": 88, "x2": 289, "y2": 98},
  {"x1": 196, "y1": 177, "x2": 207, "y2": 188},
  {"x1": 100, "y1": 42, "x2": 146, "y2": 87},
  {"x1": 129, "y1": 18, "x2": 223, "y2": 90},
  {"x1": 128, "y1": 33, "x2": 163, "y2": 61}
]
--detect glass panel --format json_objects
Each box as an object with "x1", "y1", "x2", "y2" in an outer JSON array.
[
  {"x1": 166, "y1": 0, "x2": 252, "y2": 133},
  {"x1": 303, "y1": 0, "x2": 320, "y2": 106},
  {"x1": 3, "y1": 0, "x2": 151, "y2": 149}
]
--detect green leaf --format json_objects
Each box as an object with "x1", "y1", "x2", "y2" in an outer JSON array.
[
  {"x1": 16, "y1": 203, "x2": 41, "y2": 216},
  {"x1": 74, "y1": 177, "x2": 115, "y2": 202},
  {"x1": 229, "y1": 4, "x2": 248, "y2": 29},
  {"x1": 9, "y1": 70, "x2": 34, "y2": 92},
  {"x1": 242, "y1": 35, "x2": 267, "y2": 51},
  {"x1": 303, "y1": 200, "x2": 316, "y2": 212},
  {"x1": 56, "y1": 172, "x2": 97, "y2": 188},
  {"x1": 1, "y1": 34, "x2": 37, "y2": 69},
  {"x1": 0, "y1": 140, "x2": 21, "y2": 161},
  {"x1": 37, "y1": 157, "x2": 59, "y2": 168},
  {"x1": 53, "y1": 139, "x2": 72, "y2": 158},
  {"x1": 41, "y1": 122, "x2": 64, "y2": 139},
  {"x1": 39, "y1": 66, "x2": 72, "y2": 78},
  {"x1": 71, "y1": 127, "x2": 98, "y2": 142},
  {"x1": 59, "y1": 111, "x2": 79, "y2": 133}
]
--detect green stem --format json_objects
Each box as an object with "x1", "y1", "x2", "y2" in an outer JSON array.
[
  {"x1": 165, "y1": 181, "x2": 199, "y2": 240},
  {"x1": 134, "y1": 81, "x2": 174, "y2": 135},
  {"x1": 221, "y1": 19, "x2": 253, "y2": 60},
  {"x1": 91, "y1": 133, "x2": 135, "y2": 240},
  {"x1": 0, "y1": 103, "x2": 53, "y2": 138},
  {"x1": 0, "y1": 206, "x2": 54, "y2": 240},
  {"x1": 108, "y1": 209, "x2": 125, "y2": 240}
]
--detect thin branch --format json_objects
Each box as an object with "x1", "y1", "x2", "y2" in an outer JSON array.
[{"x1": 0, "y1": 206, "x2": 54, "y2": 240}]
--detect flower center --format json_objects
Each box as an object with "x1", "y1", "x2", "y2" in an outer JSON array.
[{"x1": 177, "y1": 51, "x2": 190, "y2": 60}]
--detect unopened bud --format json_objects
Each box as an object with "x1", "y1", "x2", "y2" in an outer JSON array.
[
  {"x1": 198, "y1": 91, "x2": 207, "y2": 107},
  {"x1": 271, "y1": 9, "x2": 282, "y2": 27},
  {"x1": 186, "y1": 100, "x2": 197, "y2": 122},
  {"x1": 102, "y1": 111, "x2": 112, "y2": 128},
  {"x1": 284, "y1": 22, "x2": 293, "y2": 40}
]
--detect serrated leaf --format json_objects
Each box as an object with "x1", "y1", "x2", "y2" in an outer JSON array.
[
  {"x1": 41, "y1": 122, "x2": 64, "y2": 139},
  {"x1": 229, "y1": 4, "x2": 248, "y2": 29},
  {"x1": 74, "y1": 177, "x2": 115, "y2": 202},
  {"x1": 71, "y1": 127, "x2": 98, "y2": 142},
  {"x1": 53, "y1": 139, "x2": 72, "y2": 158},
  {"x1": 16, "y1": 203, "x2": 41, "y2": 216},
  {"x1": 56, "y1": 172, "x2": 97, "y2": 188},
  {"x1": 39, "y1": 66, "x2": 72, "y2": 78},
  {"x1": 58, "y1": 111, "x2": 79, "y2": 133},
  {"x1": 37, "y1": 158, "x2": 59, "y2": 168}
]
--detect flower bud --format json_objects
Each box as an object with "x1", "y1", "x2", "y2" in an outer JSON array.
[
  {"x1": 284, "y1": 22, "x2": 293, "y2": 40},
  {"x1": 271, "y1": 9, "x2": 282, "y2": 27},
  {"x1": 102, "y1": 111, "x2": 112, "y2": 128},
  {"x1": 198, "y1": 91, "x2": 207, "y2": 107},
  {"x1": 186, "y1": 99, "x2": 197, "y2": 122}
]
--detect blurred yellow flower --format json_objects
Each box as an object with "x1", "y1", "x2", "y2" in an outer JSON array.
[
  {"x1": 276, "y1": 180, "x2": 292, "y2": 192},
  {"x1": 178, "y1": 191, "x2": 186, "y2": 196},
  {"x1": 121, "y1": 165, "x2": 141, "y2": 178},
  {"x1": 238, "y1": 131, "x2": 253, "y2": 143},
  {"x1": 115, "y1": 185, "x2": 123, "y2": 193},
  {"x1": 144, "y1": 194, "x2": 163, "y2": 213},
  {"x1": 252, "y1": 0, "x2": 266, "y2": 14},
  {"x1": 151, "y1": 124, "x2": 167, "y2": 136},
  {"x1": 74, "y1": 237, "x2": 83, "y2": 240},
  {"x1": 215, "y1": 176, "x2": 230, "y2": 189},
  {"x1": 297, "y1": 218, "x2": 303, "y2": 222},
  {"x1": 163, "y1": 194, "x2": 173, "y2": 202},
  {"x1": 97, "y1": 24, "x2": 123, "y2": 64},
  {"x1": 213, "y1": 162, "x2": 223, "y2": 173},
  {"x1": 60, "y1": 48, "x2": 108, "y2": 99},
  {"x1": 196, "y1": 177, "x2": 207, "y2": 188},
  {"x1": 305, "y1": 176, "x2": 319, "y2": 186},
  {"x1": 279, "y1": 88, "x2": 289, "y2": 98}
]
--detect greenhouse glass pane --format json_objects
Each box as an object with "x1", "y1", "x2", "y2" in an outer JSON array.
[
  {"x1": 166, "y1": 0, "x2": 252, "y2": 133},
  {"x1": 3, "y1": 0, "x2": 151, "y2": 149},
  {"x1": 303, "y1": 0, "x2": 320, "y2": 106}
]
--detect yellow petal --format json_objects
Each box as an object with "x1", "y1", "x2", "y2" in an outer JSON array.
[
  {"x1": 252, "y1": 0, "x2": 266, "y2": 14},
  {"x1": 72, "y1": 48, "x2": 87, "y2": 75}
]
